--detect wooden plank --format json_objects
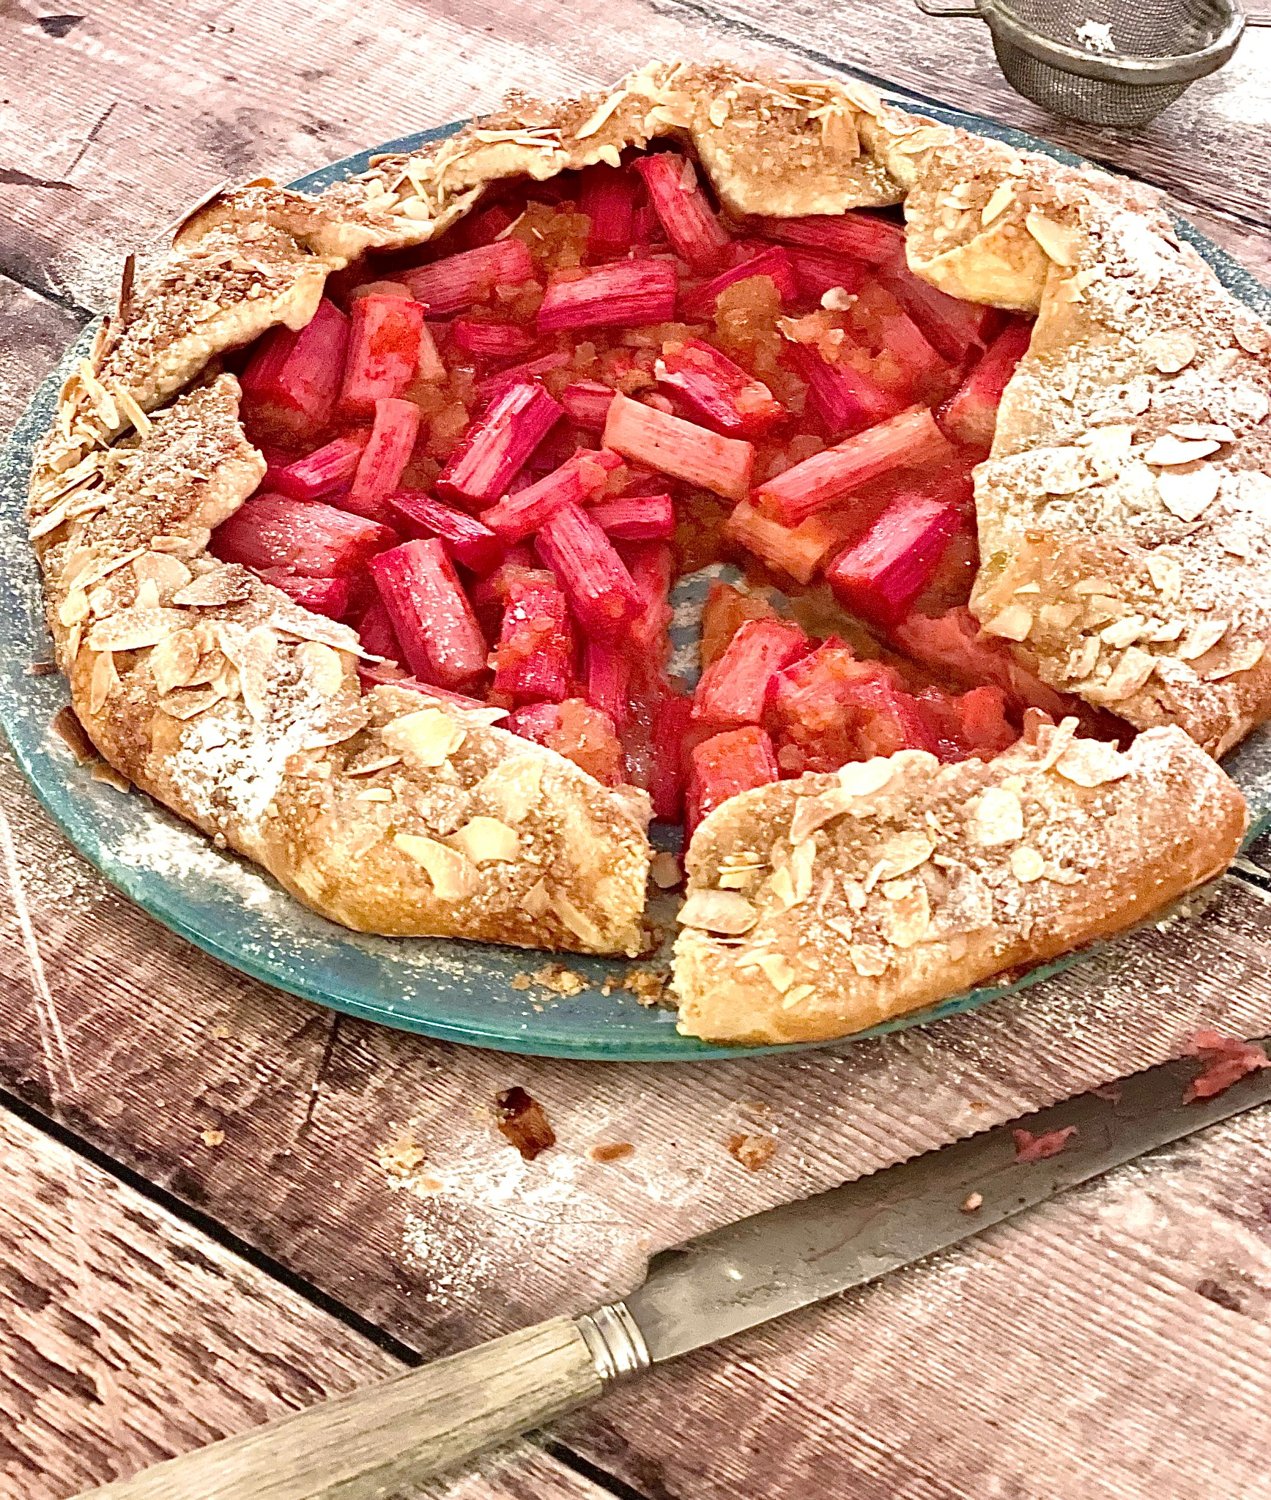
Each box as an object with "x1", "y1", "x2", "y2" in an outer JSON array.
[
  {"x1": 0, "y1": 1103, "x2": 615, "y2": 1500},
  {"x1": 0, "y1": 0, "x2": 1267, "y2": 316}
]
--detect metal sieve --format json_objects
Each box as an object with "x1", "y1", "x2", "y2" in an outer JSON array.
[{"x1": 915, "y1": 0, "x2": 1260, "y2": 129}]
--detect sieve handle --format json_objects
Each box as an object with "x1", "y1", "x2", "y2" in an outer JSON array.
[{"x1": 915, "y1": 0, "x2": 981, "y2": 15}]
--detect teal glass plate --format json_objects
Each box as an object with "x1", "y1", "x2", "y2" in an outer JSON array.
[{"x1": 2, "y1": 100, "x2": 1267, "y2": 1061}]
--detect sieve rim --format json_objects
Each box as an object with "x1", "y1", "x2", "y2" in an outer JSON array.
[{"x1": 976, "y1": 0, "x2": 1247, "y2": 85}]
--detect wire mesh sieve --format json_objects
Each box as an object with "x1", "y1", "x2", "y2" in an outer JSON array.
[{"x1": 915, "y1": 0, "x2": 1257, "y2": 128}]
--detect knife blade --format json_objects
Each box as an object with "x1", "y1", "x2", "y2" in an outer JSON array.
[{"x1": 78, "y1": 1037, "x2": 1271, "y2": 1500}]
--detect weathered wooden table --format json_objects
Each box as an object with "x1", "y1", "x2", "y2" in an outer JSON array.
[{"x1": 4, "y1": 4, "x2": 1271, "y2": 1497}]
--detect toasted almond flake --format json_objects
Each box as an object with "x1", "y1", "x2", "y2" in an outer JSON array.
[
  {"x1": 1145, "y1": 554, "x2": 1182, "y2": 599},
  {"x1": 86, "y1": 607, "x2": 186, "y2": 653},
  {"x1": 788, "y1": 838, "x2": 816, "y2": 905},
  {"x1": 356, "y1": 788, "x2": 393, "y2": 803},
  {"x1": 841, "y1": 79, "x2": 884, "y2": 114},
  {"x1": 1035, "y1": 716, "x2": 1079, "y2": 773},
  {"x1": 57, "y1": 589, "x2": 90, "y2": 628},
  {"x1": 781, "y1": 982, "x2": 816, "y2": 1011},
  {"x1": 88, "y1": 650, "x2": 119, "y2": 716},
  {"x1": 523, "y1": 878, "x2": 550, "y2": 918},
  {"x1": 874, "y1": 830, "x2": 935, "y2": 882},
  {"x1": 893, "y1": 125, "x2": 955, "y2": 155},
  {"x1": 1144, "y1": 433, "x2": 1221, "y2": 467},
  {"x1": 708, "y1": 97, "x2": 730, "y2": 128},
  {"x1": 135, "y1": 578, "x2": 162, "y2": 613},
  {"x1": 172, "y1": 568, "x2": 253, "y2": 607},
  {"x1": 575, "y1": 89, "x2": 629, "y2": 140},
  {"x1": 1073, "y1": 576, "x2": 1119, "y2": 596},
  {"x1": 552, "y1": 893, "x2": 608, "y2": 949},
  {"x1": 1098, "y1": 645, "x2": 1157, "y2": 701},
  {"x1": 1234, "y1": 323, "x2": 1270, "y2": 355},
  {"x1": 1010, "y1": 846, "x2": 1046, "y2": 882},
  {"x1": 849, "y1": 942, "x2": 889, "y2": 977},
  {"x1": 1143, "y1": 329, "x2": 1197, "y2": 374},
  {"x1": 755, "y1": 952, "x2": 796, "y2": 993},
  {"x1": 1039, "y1": 602, "x2": 1082, "y2": 631},
  {"x1": 1024, "y1": 211, "x2": 1079, "y2": 267},
  {"x1": 1203, "y1": 640, "x2": 1265, "y2": 681},
  {"x1": 788, "y1": 786, "x2": 854, "y2": 844},
  {"x1": 347, "y1": 753, "x2": 402, "y2": 778},
  {"x1": 678, "y1": 888, "x2": 759, "y2": 935},
  {"x1": 449, "y1": 816, "x2": 520, "y2": 864},
  {"x1": 148, "y1": 628, "x2": 203, "y2": 695},
  {"x1": 837, "y1": 757, "x2": 896, "y2": 799},
  {"x1": 650, "y1": 851, "x2": 683, "y2": 889},
  {"x1": 1064, "y1": 636, "x2": 1101, "y2": 682},
  {"x1": 983, "y1": 604, "x2": 1033, "y2": 642},
  {"x1": 971, "y1": 785, "x2": 1024, "y2": 846},
  {"x1": 382, "y1": 707, "x2": 467, "y2": 768},
  {"x1": 881, "y1": 880, "x2": 930, "y2": 948},
  {"x1": 767, "y1": 865, "x2": 797, "y2": 909},
  {"x1": 1168, "y1": 421, "x2": 1235, "y2": 443},
  {"x1": 1157, "y1": 463, "x2": 1221, "y2": 522},
  {"x1": 1178, "y1": 618, "x2": 1230, "y2": 661},
  {"x1": 156, "y1": 685, "x2": 225, "y2": 720},
  {"x1": 980, "y1": 180, "x2": 1016, "y2": 227},
  {"x1": 113, "y1": 386, "x2": 152, "y2": 437},
  {"x1": 1100, "y1": 615, "x2": 1146, "y2": 649},
  {"x1": 1053, "y1": 739, "x2": 1133, "y2": 787},
  {"x1": 133, "y1": 552, "x2": 193, "y2": 595},
  {"x1": 393, "y1": 834, "x2": 478, "y2": 901}
]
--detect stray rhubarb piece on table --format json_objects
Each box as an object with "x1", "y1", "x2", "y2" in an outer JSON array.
[
  {"x1": 633, "y1": 152, "x2": 732, "y2": 273},
  {"x1": 579, "y1": 163, "x2": 639, "y2": 261},
  {"x1": 211, "y1": 495, "x2": 396, "y2": 578},
  {"x1": 535, "y1": 501, "x2": 643, "y2": 642},
  {"x1": 349, "y1": 398, "x2": 421, "y2": 511},
  {"x1": 686, "y1": 725, "x2": 780, "y2": 837},
  {"x1": 826, "y1": 489, "x2": 965, "y2": 628},
  {"x1": 370, "y1": 537, "x2": 489, "y2": 688},
  {"x1": 758, "y1": 211, "x2": 906, "y2": 265},
  {"x1": 603, "y1": 392, "x2": 754, "y2": 502},
  {"x1": 491, "y1": 576, "x2": 574, "y2": 706},
  {"x1": 482, "y1": 448, "x2": 623, "y2": 543},
  {"x1": 756, "y1": 406, "x2": 950, "y2": 525},
  {"x1": 255, "y1": 568, "x2": 351, "y2": 621},
  {"x1": 692, "y1": 618, "x2": 809, "y2": 727},
  {"x1": 387, "y1": 490, "x2": 504, "y2": 574},
  {"x1": 781, "y1": 341, "x2": 898, "y2": 438},
  {"x1": 938, "y1": 319, "x2": 1034, "y2": 448},
  {"x1": 450, "y1": 318, "x2": 537, "y2": 362},
  {"x1": 583, "y1": 641, "x2": 633, "y2": 728},
  {"x1": 537, "y1": 258, "x2": 678, "y2": 333},
  {"x1": 240, "y1": 297, "x2": 349, "y2": 439},
  {"x1": 272, "y1": 431, "x2": 369, "y2": 500},
  {"x1": 656, "y1": 339, "x2": 785, "y2": 437},
  {"x1": 338, "y1": 295, "x2": 427, "y2": 418},
  {"x1": 679, "y1": 245, "x2": 799, "y2": 319},
  {"x1": 400, "y1": 238, "x2": 535, "y2": 316},
  {"x1": 561, "y1": 381, "x2": 617, "y2": 430},
  {"x1": 587, "y1": 491, "x2": 675, "y2": 541},
  {"x1": 435, "y1": 382, "x2": 564, "y2": 506}
]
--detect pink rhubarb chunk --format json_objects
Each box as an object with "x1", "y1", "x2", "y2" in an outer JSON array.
[
  {"x1": 686, "y1": 726, "x2": 779, "y2": 838},
  {"x1": 758, "y1": 212, "x2": 905, "y2": 265},
  {"x1": 450, "y1": 318, "x2": 537, "y2": 362},
  {"x1": 826, "y1": 490, "x2": 964, "y2": 627},
  {"x1": 656, "y1": 339, "x2": 785, "y2": 438},
  {"x1": 349, "y1": 398, "x2": 421, "y2": 513},
  {"x1": 588, "y1": 491, "x2": 675, "y2": 541},
  {"x1": 579, "y1": 163, "x2": 639, "y2": 261},
  {"x1": 435, "y1": 382, "x2": 564, "y2": 507},
  {"x1": 481, "y1": 449, "x2": 622, "y2": 543},
  {"x1": 534, "y1": 501, "x2": 643, "y2": 642},
  {"x1": 255, "y1": 568, "x2": 351, "y2": 621},
  {"x1": 561, "y1": 381, "x2": 617, "y2": 430},
  {"x1": 692, "y1": 618, "x2": 810, "y2": 726},
  {"x1": 603, "y1": 391, "x2": 754, "y2": 502},
  {"x1": 679, "y1": 246, "x2": 798, "y2": 319},
  {"x1": 272, "y1": 432, "x2": 369, "y2": 500},
  {"x1": 537, "y1": 259, "x2": 678, "y2": 334},
  {"x1": 387, "y1": 490, "x2": 504, "y2": 574},
  {"x1": 212, "y1": 495, "x2": 395, "y2": 577},
  {"x1": 938, "y1": 319, "x2": 1034, "y2": 449},
  {"x1": 782, "y1": 341, "x2": 898, "y2": 438},
  {"x1": 338, "y1": 295, "x2": 426, "y2": 418},
  {"x1": 492, "y1": 576, "x2": 574, "y2": 706},
  {"x1": 240, "y1": 297, "x2": 349, "y2": 439},
  {"x1": 632, "y1": 152, "x2": 731, "y2": 273},
  {"x1": 400, "y1": 238, "x2": 535, "y2": 317},
  {"x1": 370, "y1": 537, "x2": 489, "y2": 688}
]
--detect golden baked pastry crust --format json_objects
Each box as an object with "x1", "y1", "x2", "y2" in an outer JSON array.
[{"x1": 25, "y1": 62, "x2": 1264, "y2": 1036}]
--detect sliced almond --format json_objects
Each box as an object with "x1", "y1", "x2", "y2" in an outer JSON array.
[
  {"x1": 1168, "y1": 421, "x2": 1235, "y2": 444},
  {"x1": 980, "y1": 180, "x2": 1016, "y2": 227},
  {"x1": 880, "y1": 879, "x2": 930, "y2": 948},
  {"x1": 789, "y1": 786, "x2": 853, "y2": 844},
  {"x1": 474, "y1": 755, "x2": 544, "y2": 824},
  {"x1": 134, "y1": 552, "x2": 193, "y2": 595},
  {"x1": 837, "y1": 758, "x2": 896, "y2": 799},
  {"x1": 1100, "y1": 615, "x2": 1147, "y2": 649},
  {"x1": 849, "y1": 943, "x2": 890, "y2": 977},
  {"x1": 1053, "y1": 739, "x2": 1133, "y2": 788},
  {"x1": 787, "y1": 838, "x2": 816, "y2": 905},
  {"x1": 1203, "y1": 639, "x2": 1265, "y2": 681},
  {"x1": 1098, "y1": 645, "x2": 1157, "y2": 701},
  {"x1": 982, "y1": 604, "x2": 1033, "y2": 642},
  {"x1": 678, "y1": 888, "x2": 759, "y2": 936},
  {"x1": 1024, "y1": 210, "x2": 1079, "y2": 267},
  {"x1": 874, "y1": 830, "x2": 935, "y2": 881},
  {"x1": 382, "y1": 707, "x2": 467, "y2": 768},
  {"x1": 1144, "y1": 433, "x2": 1221, "y2": 467},
  {"x1": 1010, "y1": 846, "x2": 1046, "y2": 883},
  {"x1": 1035, "y1": 716, "x2": 1079, "y2": 773},
  {"x1": 574, "y1": 89, "x2": 629, "y2": 140},
  {"x1": 87, "y1": 607, "x2": 186, "y2": 653},
  {"x1": 149, "y1": 628, "x2": 203, "y2": 695},
  {"x1": 88, "y1": 649, "x2": 120, "y2": 716},
  {"x1": 58, "y1": 589, "x2": 90, "y2": 628},
  {"x1": 173, "y1": 568, "x2": 253, "y2": 607},
  {"x1": 1178, "y1": 618, "x2": 1229, "y2": 661},
  {"x1": 449, "y1": 816, "x2": 520, "y2": 865},
  {"x1": 295, "y1": 641, "x2": 347, "y2": 698},
  {"x1": 1142, "y1": 329, "x2": 1197, "y2": 374},
  {"x1": 971, "y1": 785, "x2": 1024, "y2": 846},
  {"x1": 393, "y1": 833, "x2": 478, "y2": 901},
  {"x1": 1234, "y1": 322, "x2": 1270, "y2": 356},
  {"x1": 754, "y1": 952, "x2": 796, "y2": 994},
  {"x1": 1145, "y1": 554, "x2": 1182, "y2": 599},
  {"x1": 1157, "y1": 463, "x2": 1220, "y2": 522}
]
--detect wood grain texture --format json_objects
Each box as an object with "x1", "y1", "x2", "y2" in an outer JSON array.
[
  {"x1": 0, "y1": 1105, "x2": 612, "y2": 1500},
  {"x1": 0, "y1": 0, "x2": 1267, "y2": 313}
]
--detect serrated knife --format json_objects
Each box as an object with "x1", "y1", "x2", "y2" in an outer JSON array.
[{"x1": 80, "y1": 1042, "x2": 1271, "y2": 1500}]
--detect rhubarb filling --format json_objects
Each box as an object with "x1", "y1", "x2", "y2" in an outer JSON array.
[{"x1": 219, "y1": 148, "x2": 1128, "y2": 845}]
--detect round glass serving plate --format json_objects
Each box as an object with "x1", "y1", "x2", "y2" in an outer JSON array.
[{"x1": 2, "y1": 99, "x2": 1268, "y2": 1061}]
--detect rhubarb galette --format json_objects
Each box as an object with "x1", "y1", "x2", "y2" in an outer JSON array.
[{"x1": 28, "y1": 64, "x2": 1267, "y2": 1045}]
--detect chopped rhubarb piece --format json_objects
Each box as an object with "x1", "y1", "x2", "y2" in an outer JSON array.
[
  {"x1": 632, "y1": 152, "x2": 731, "y2": 273},
  {"x1": 400, "y1": 238, "x2": 535, "y2": 316},
  {"x1": 475, "y1": 351, "x2": 572, "y2": 405},
  {"x1": 212, "y1": 495, "x2": 395, "y2": 577},
  {"x1": 561, "y1": 381, "x2": 616, "y2": 429},
  {"x1": 507, "y1": 699, "x2": 626, "y2": 785},
  {"x1": 482, "y1": 448, "x2": 622, "y2": 543},
  {"x1": 782, "y1": 341, "x2": 899, "y2": 438},
  {"x1": 535, "y1": 501, "x2": 643, "y2": 642},
  {"x1": 356, "y1": 599, "x2": 402, "y2": 661},
  {"x1": 588, "y1": 491, "x2": 675, "y2": 541},
  {"x1": 786, "y1": 249, "x2": 868, "y2": 302},
  {"x1": 1013, "y1": 1126, "x2": 1077, "y2": 1163},
  {"x1": 880, "y1": 266, "x2": 997, "y2": 363},
  {"x1": 470, "y1": 550, "x2": 543, "y2": 633},
  {"x1": 370, "y1": 537, "x2": 488, "y2": 688},
  {"x1": 255, "y1": 568, "x2": 351, "y2": 620},
  {"x1": 338, "y1": 295, "x2": 427, "y2": 418},
  {"x1": 756, "y1": 407, "x2": 950, "y2": 525},
  {"x1": 240, "y1": 297, "x2": 349, "y2": 439},
  {"x1": 537, "y1": 259, "x2": 678, "y2": 333},
  {"x1": 656, "y1": 339, "x2": 785, "y2": 437},
  {"x1": 686, "y1": 726, "x2": 779, "y2": 837},
  {"x1": 722, "y1": 499, "x2": 865, "y2": 585},
  {"x1": 679, "y1": 246, "x2": 798, "y2": 319},
  {"x1": 623, "y1": 541, "x2": 673, "y2": 660},
  {"x1": 759, "y1": 212, "x2": 905, "y2": 265},
  {"x1": 650, "y1": 691, "x2": 693, "y2": 821},
  {"x1": 827, "y1": 490, "x2": 964, "y2": 627},
  {"x1": 879, "y1": 302, "x2": 949, "y2": 394},
  {"x1": 272, "y1": 432, "x2": 369, "y2": 500},
  {"x1": 938, "y1": 320, "x2": 1034, "y2": 449},
  {"x1": 692, "y1": 618, "x2": 809, "y2": 727},
  {"x1": 584, "y1": 641, "x2": 633, "y2": 728},
  {"x1": 579, "y1": 164, "x2": 639, "y2": 260},
  {"x1": 1183, "y1": 1030, "x2": 1271, "y2": 1103},
  {"x1": 451, "y1": 318, "x2": 537, "y2": 362},
  {"x1": 767, "y1": 643, "x2": 872, "y2": 773},
  {"x1": 461, "y1": 201, "x2": 519, "y2": 248},
  {"x1": 701, "y1": 581, "x2": 780, "y2": 669},
  {"x1": 328, "y1": 484, "x2": 400, "y2": 531},
  {"x1": 349, "y1": 398, "x2": 421, "y2": 511},
  {"x1": 492, "y1": 576, "x2": 574, "y2": 705},
  {"x1": 603, "y1": 392, "x2": 753, "y2": 502},
  {"x1": 387, "y1": 490, "x2": 504, "y2": 573},
  {"x1": 435, "y1": 382, "x2": 564, "y2": 506},
  {"x1": 915, "y1": 683, "x2": 1016, "y2": 763}
]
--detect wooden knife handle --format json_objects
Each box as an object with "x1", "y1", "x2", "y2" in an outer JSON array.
[{"x1": 74, "y1": 1313, "x2": 635, "y2": 1499}]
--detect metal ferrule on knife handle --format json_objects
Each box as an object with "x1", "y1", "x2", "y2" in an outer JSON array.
[{"x1": 574, "y1": 1300, "x2": 652, "y2": 1383}]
